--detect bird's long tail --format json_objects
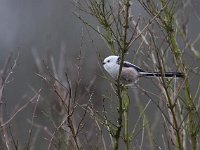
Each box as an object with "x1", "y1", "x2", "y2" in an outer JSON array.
[{"x1": 139, "y1": 72, "x2": 184, "y2": 78}]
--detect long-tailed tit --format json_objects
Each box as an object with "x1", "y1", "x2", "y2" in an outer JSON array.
[{"x1": 103, "y1": 55, "x2": 184, "y2": 85}]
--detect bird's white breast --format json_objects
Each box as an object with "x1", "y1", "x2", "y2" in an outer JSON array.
[{"x1": 103, "y1": 62, "x2": 120, "y2": 79}]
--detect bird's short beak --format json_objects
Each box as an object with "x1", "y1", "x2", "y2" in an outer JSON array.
[{"x1": 102, "y1": 62, "x2": 105, "y2": 65}]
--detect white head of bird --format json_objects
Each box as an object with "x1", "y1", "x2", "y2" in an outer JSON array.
[{"x1": 103, "y1": 55, "x2": 120, "y2": 79}]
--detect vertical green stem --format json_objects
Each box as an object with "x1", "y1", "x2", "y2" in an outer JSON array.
[
  {"x1": 161, "y1": 2, "x2": 188, "y2": 149},
  {"x1": 166, "y1": 16, "x2": 197, "y2": 150},
  {"x1": 123, "y1": 91, "x2": 130, "y2": 150},
  {"x1": 114, "y1": 85, "x2": 123, "y2": 150},
  {"x1": 185, "y1": 79, "x2": 197, "y2": 150},
  {"x1": 114, "y1": 0, "x2": 131, "y2": 149},
  {"x1": 124, "y1": 109, "x2": 129, "y2": 150}
]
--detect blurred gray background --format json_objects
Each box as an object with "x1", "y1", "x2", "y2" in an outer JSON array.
[{"x1": 0, "y1": 0, "x2": 199, "y2": 149}]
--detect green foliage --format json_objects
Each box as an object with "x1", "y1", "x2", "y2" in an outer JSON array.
[
  {"x1": 1, "y1": 0, "x2": 199, "y2": 150},
  {"x1": 76, "y1": 0, "x2": 200, "y2": 149}
]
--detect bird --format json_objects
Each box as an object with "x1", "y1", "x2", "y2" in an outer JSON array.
[{"x1": 103, "y1": 55, "x2": 184, "y2": 85}]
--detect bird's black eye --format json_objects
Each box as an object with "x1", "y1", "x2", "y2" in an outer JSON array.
[{"x1": 107, "y1": 60, "x2": 110, "y2": 63}]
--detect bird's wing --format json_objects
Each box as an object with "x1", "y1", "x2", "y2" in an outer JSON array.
[{"x1": 123, "y1": 61, "x2": 145, "y2": 72}]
